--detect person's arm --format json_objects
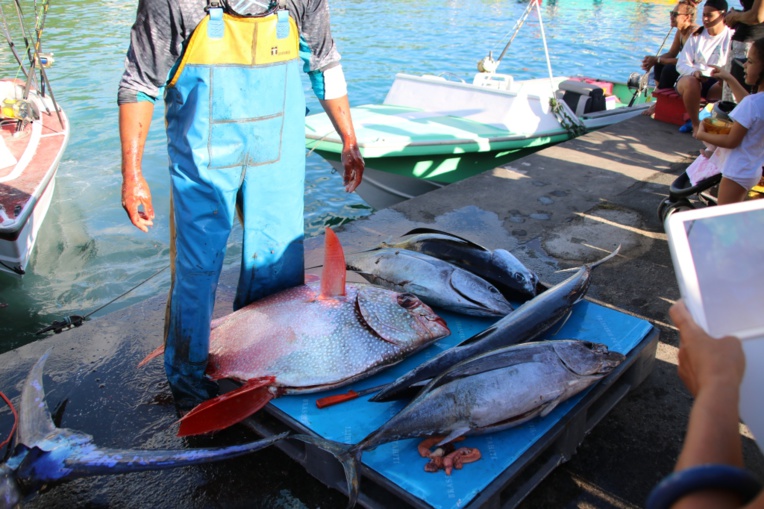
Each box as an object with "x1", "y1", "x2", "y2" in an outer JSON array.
[
  {"x1": 725, "y1": 0, "x2": 764, "y2": 27},
  {"x1": 676, "y1": 37, "x2": 698, "y2": 75},
  {"x1": 297, "y1": 0, "x2": 364, "y2": 193},
  {"x1": 319, "y1": 96, "x2": 364, "y2": 192},
  {"x1": 119, "y1": 102, "x2": 155, "y2": 232},
  {"x1": 668, "y1": 301, "x2": 754, "y2": 509},
  {"x1": 695, "y1": 120, "x2": 748, "y2": 148},
  {"x1": 664, "y1": 30, "x2": 685, "y2": 61},
  {"x1": 117, "y1": 0, "x2": 184, "y2": 231},
  {"x1": 711, "y1": 65, "x2": 751, "y2": 103},
  {"x1": 643, "y1": 32, "x2": 679, "y2": 70}
]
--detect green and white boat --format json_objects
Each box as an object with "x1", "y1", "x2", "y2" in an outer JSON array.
[
  {"x1": 305, "y1": 73, "x2": 651, "y2": 209},
  {"x1": 304, "y1": 0, "x2": 652, "y2": 209}
]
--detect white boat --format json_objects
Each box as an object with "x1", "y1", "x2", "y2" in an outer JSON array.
[
  {"x1": 304, "y1": 1, "x2": 651, "y2": 209},
  {"x1": 0, "y1": 79, "x2": 69, "y2": 276}
]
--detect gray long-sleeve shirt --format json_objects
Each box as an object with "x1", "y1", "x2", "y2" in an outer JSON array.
[{"x1": 118, "y1": 0, "x2": 342, "y2": 104}]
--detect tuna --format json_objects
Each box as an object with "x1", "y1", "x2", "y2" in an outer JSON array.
[
  {"x1": 295, "y1": 339, "x2": 625, "y2": 507},
  {"x1": 0, "y1": 352, "x2": 286, "y2": 509},
  {"x1": 345, "y1": 248, "x2": 513, "y2": 317},
  {"x1": 371, "y1": 246, "x2": 620, "y2": 402},
  {"x1": 381, "y1": 228, "x2": 539, "y2": 300},
  {"x1": 173, "y1": 228, "x2": 450, "y2": 437}
]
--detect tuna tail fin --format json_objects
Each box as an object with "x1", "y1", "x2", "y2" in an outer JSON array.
[
  {"x1": 290, "y1": 434, "x2": 363, "y2": 508},
  {"x1": 137, "y1": 345, "x2": 164, "y2": 368},
  {"x1": 320, "y1": 227, "x2": 347, "y2": 298},
  {"x1": 177, "y1": 377, "x2": 276, "y2": 437}
]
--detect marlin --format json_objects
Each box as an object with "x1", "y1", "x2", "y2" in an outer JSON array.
[{"x1": 0, "y1": 352, "x2": 286, "y2": 508}]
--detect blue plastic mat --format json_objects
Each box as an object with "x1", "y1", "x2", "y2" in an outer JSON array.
[{"x1": 272, "y1": 300, "x2": 653, "y2": 509}]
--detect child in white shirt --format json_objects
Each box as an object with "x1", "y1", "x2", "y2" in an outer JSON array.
[{"x1": 695, "y1": 37, "x2": 764, "y2": 204}]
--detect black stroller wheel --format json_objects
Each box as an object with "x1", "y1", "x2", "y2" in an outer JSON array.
[
  {"x1": 657, "y1": 198, "x2": 673, "y2": 223},
  {"x1": 661, "y1": 199, "x2": 694, "y2": 225}
]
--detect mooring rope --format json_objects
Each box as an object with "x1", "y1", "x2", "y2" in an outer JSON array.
[
  {"x1": 35, "y1": 264, "x2": 170, "y2": 335},
  {"x1": 532, "y1": 0, "x2": 587, "y2": 137},
  {"x1": 0, "y1": 391, "x2": 18, "y2": 456}
]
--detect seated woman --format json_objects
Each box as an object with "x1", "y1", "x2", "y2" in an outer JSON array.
[
  {"x1": 675, "y1": 0, "x2": 733, "y2": 134},
  {"x1": 642, "y1": 1, "x2": 699, "y2": 92}
]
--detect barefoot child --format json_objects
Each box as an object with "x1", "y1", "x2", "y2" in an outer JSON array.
[{"x1": 695, "y1": 37, "x2": 764, "y2": 205}]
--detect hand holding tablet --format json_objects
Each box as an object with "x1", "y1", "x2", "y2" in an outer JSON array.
[{"x1": 665, "y1": 199, "x2": 764, "y2": 453}]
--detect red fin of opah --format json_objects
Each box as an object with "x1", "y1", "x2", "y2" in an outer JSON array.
[
  {"x1": 177, "y1": 377, "x2": 276, "y2": 437},
  {"x1": 319, "y1": 227, "x2": 346, "y2": 298},
  {"x1": 138, "y1": 345, "x2": 165, "y2": 368}
]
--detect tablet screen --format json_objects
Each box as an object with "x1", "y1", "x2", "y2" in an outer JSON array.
[{"x1": 683, "y1": 209, "x2": 764, "y2": 338}]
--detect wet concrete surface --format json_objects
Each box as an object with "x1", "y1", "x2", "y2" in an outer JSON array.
[{"x1": 2, "y1": 114, "x2": 763, "y2": 508}]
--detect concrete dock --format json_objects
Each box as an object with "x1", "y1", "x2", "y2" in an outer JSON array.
[{"x1": 1, "y1": 114, "x2": 762, "y2": 508}]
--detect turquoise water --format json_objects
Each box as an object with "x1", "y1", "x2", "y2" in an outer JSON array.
[{"x1": 0, "y1": 0, "x2": 676, "y2": 352}]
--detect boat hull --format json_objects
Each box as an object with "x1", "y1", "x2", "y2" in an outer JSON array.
[
  {"x1": 0, "y1": 79, "x2": 69, "y2": 276},
  {"x1": 318, "y1": 145, "x2": 550, "y2": 210}
]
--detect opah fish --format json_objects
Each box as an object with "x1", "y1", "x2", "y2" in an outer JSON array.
[
  {"x1": 381, "y1": 228, "x2": 539, "y2": 300},
  {"x1": 0, "y1": 352, "x2": 286, "y2": 509},
  {"x1": 371, "y1": 246, "x2": 620, "y2": 402},
  {"x1": 296, "y1": 339, "x2": 625, "y2": 507},
  {"x1": 345, "y1": 248, "x2": 513, "y2": 317},
  {"x1": 166, "y1": 228, "x2": 450, "y2": 437}
]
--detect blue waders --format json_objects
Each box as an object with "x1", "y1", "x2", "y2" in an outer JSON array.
[{"x1": 163, "y1": 5, "x2": 306, "y2": 408}]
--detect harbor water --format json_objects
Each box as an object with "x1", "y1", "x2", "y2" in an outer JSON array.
[{"x1": 1, "y1": 0, "x2": 676, "y2": 352}]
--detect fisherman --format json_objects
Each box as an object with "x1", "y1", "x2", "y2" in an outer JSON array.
[{"x1": 117, "y1": 0, "x2": 364, "y2": 413}]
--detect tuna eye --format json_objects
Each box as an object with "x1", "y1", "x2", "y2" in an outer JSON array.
[
  {"x1": 514, "y1": 274, "x2": 526, "y2": 282},
  {"x1": 397, "y1": 293, "x2": 420, "y2": 309}
]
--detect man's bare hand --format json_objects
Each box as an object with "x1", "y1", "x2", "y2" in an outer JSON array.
[
  {"x1": 122, "y1": 175, "x2": 155, "y2": 232},
  {"x1": 341, "y1": 144, "x2": 364, "y2": 193}
]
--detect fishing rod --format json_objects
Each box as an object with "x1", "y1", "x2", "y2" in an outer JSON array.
[
  {"x1": 30, "y1": 5, "x2": 63, "y2": 126},
  {"x1": 11, "y1": 0, "x2": 39, "y2": 93},
  {"x1": 10, "y1": 0, "x2": 63, "y2": 127},
  {"x1": 477, "y1": 0, "x2": 538, "y2": 73},
  {"x1": 0, "y1": 4, "x2": 28, "y2": 78},
  {"x1": 628, "y1": 26, "x2": 674, "y2": 107},
  {"x1": 35, "y1": 265, "x2": 170, "y2": 335}
]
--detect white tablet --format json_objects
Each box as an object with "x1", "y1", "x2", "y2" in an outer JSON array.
[
  {"x1": 665, "y1": 198, "x2": 764, "y2": 453},
  {"x1": 666, "y1": 199, "x2": 764, "y2": 340}
]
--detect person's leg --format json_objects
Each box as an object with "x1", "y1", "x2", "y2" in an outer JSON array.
[
  {"x1": 658, "y1": 63, "x2": 680, "y2": 90},
  {"x1": 677, "y1": 75, "x2": 702, "y2": 131},
  {"x1": 717, "y1": 177, "x2": 748, "y2": 205},
  {"x1": 234, "y1": 61, "x2": 306, "y2": 310},
  {"x1": 164, "y1": 163, "x2": 240, "y2": 411},
  {"x1": 704, "y1": 79, "x2": 722, "y2": 103}
]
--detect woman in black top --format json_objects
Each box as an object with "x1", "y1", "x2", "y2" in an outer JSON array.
[{"x1": 723, "y1": 0, "x2": 764, "y2": 98}]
